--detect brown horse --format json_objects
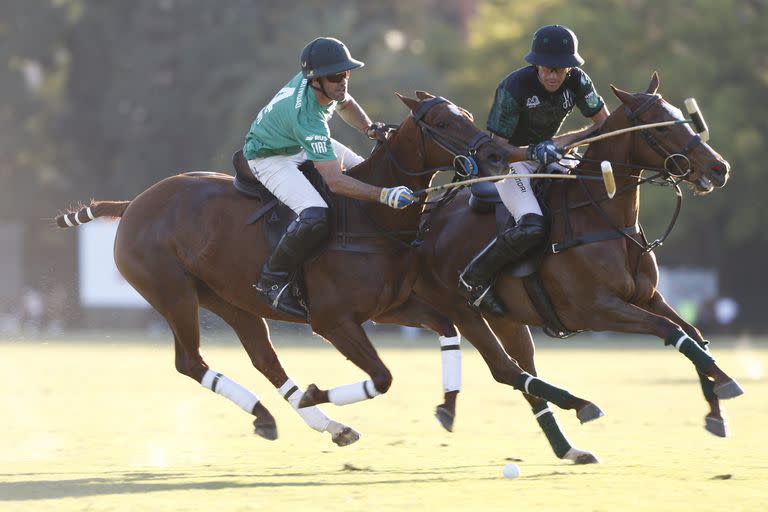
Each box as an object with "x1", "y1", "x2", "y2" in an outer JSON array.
[
  {"x1": 410, "y1": 73, "x2": 741, "y2": 461},
  {"x1": 55, "y1": 92, "x2": 604, "y2": 447}
]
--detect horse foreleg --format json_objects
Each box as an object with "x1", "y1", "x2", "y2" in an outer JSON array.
[
  {"x1": 374, "y1": 298, "x2": 462, "y2": 432},
  {"x1": 485, "y1": 318, "x2": 599, "y2": 463},
  {"x1": 200, "y1": 292, "x2": 360, "y2": 446},
  {"x1": 585, "y1": 297, "x2": 743, "y2": 408},
  {"x1": 646, "y1": 292, "x2": 728, "y2": 437},
  {"x1": 300, "y1": 319, "x2": 392, "y2": 409},
  {"x1": 450, "y1": 307, "x2": 604, "y2": 423}
]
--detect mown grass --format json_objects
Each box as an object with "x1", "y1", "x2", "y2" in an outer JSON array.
[{"x1": 2, "y1": 334, "x2": 766, "y2": 511}]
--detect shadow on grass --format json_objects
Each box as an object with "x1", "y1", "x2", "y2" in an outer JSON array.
[{"x1": 1, "y1": 466, "x2": 505, "y2": 501}]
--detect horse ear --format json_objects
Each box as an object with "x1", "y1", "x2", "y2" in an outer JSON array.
[
  {"x1": 610, "y1": 84, "x2": 634, "y2": 105},
  {"x1": 415, "y1": 90, "x2": 435, "y2": 100},
  {"x1": 395, "y1": 92, "x2": 420, "y2": 112},
  {"x1": 646, "y1": 71, "x2": 660, "y2": 94}
]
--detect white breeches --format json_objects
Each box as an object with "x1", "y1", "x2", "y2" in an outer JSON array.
[
  {"x1": 494, "y1": 158, "x2": 578, "y2": 221},
  {"x1": 248, "y1": 139, "x2": 364, "y2": 215}
]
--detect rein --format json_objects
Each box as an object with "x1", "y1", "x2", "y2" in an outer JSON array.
[
  {"x1": 337, "y1": 96, "x2": 495, "y2": 250},
  {"x1": 553, "y1": 93, "x2": 702, "y2": 254}
]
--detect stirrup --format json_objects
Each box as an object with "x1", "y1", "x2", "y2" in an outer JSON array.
[
  {"x1": 253, "y1": 281, "x2": 308, "y2": 321},
  {"x1": 459, "y1": 276, "x2": 507, "y2": 316}
]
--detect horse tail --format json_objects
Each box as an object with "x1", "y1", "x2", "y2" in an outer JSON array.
[{"x1": 55, "y1": 200, "x2": 131, "y2": 229}]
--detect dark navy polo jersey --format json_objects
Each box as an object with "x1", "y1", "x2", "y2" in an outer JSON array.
[{"x1": 486, "y1": 65, "x2": 604, "y2": 146}]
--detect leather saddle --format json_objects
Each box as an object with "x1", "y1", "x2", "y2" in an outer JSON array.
[{"x1": 231, "y1": 150, "x2": 334, "y2": 250}]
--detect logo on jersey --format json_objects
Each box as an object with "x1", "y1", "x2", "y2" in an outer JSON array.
[
  {"x1": 585, "y1": 91, "x2": 600, "y2": 109},
  {"x1": 526, "y1": 96, "x2": 541, "y2": 108},
  {"x1": 562, "y1": 90, "x2": 573, "y2": 110},
  {"x1": 306, "y1": 134, "x2": 330, "y2": 154}
]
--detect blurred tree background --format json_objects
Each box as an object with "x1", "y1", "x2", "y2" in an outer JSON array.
[{"x1": 1, "y1": 0, "x2": 765, "y2": 330}]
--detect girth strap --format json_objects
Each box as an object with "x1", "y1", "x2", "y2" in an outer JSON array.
[{"x1": 551, "y1": 224, "x2": 641, "y2": 254}]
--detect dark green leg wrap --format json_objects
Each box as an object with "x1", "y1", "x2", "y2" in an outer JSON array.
[
  {"x1": 532, "y1": 401, "x2": 571, "y2": 458},
  {"x1": 696, "y1": 340, "x2": 717, "y2": 401},
  {"x1": 664, "y1": 330, "x2": 715, "y2": 373},
  {"x1": 514, "y1": 373, "x2": 574, "y2": 409}
]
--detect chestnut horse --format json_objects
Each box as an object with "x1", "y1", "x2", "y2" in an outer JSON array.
[
  {"x1": 409, "y1": 73, "x2": 741, "y2": 462},
  {"x1": 55, "y1": 92, "x2": 604, "y2": 448}
]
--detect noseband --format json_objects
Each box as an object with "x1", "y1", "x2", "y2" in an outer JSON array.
[{"x1": 625, "y1": 95, "x2": 702, "y2": 178}]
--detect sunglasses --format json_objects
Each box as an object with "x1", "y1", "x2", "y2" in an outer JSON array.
[{"x1": 325, "y1": 71, "x2": 349, "y2": 83}]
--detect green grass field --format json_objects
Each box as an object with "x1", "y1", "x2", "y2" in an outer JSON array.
[{"x1": 2, "y1": 333, "x2": 766, "y2": 511}]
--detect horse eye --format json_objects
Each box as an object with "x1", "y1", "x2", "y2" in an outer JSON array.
[
  {"x1": 436, "y1": 121, "x2": 448, "y2": 128},
  {"x1": 656, "y1": 126, "x2": 668, "y2": 132}
]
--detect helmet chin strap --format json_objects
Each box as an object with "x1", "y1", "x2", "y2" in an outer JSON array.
[{"x1": 310, "y1": 80, "x2": 333, "y2": 101}]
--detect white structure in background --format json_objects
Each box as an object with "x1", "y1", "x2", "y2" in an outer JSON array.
[{"x1": 79, "y1": 219, "x2": 149, "y2": 308}]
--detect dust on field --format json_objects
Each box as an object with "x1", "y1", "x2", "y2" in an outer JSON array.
[{"x1": 2, "y1": 336, "x2": 767, "y2": 511}]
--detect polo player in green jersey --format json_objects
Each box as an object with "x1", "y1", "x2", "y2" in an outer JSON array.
[{"x1": 244, "y1": 37, "x2": 416, "y2": 320}]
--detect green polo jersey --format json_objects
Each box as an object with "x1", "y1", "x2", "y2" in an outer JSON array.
[
  {"x1": 487, "y1": 66, "x2": 604, "y2": 146},
  {"x1": 243, "y1": 72, "x2": 338, "y2": 161}
]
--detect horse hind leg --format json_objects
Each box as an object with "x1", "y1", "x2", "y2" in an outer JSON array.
[
  {"x1": 485, "y1": 318, "x2": 599, "y2": 464},
  {"x1": 124, "y1": 259, "x2": 278, "y2": 440},
  {"x1": 449, "y1": 307, "x2": 604, "y2": 424},
  {"x1": 199, "y1": 291, "x2": 359, "y2": 447}
]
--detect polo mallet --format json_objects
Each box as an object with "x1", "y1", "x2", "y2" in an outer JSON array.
[
  {"x1": 414, "y1": 162, "x2": 616, "y2": 199},
  {"x1": 565, "y1": 97, "x2": 710, "y2": 150}
]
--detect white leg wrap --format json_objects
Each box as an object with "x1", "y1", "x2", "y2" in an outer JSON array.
[
  {"x1": 201, "y1": 369, "x2": 259, "y2": 414},
  {"x1": 327, "y1": 380, "x2": 381, "y2": 406},
  {"x1": 278, "y1": 379, "x2": 330, "y2": 433},
  {"x1": 439, "y1": 335, "x2": 462, "y2": 392}
]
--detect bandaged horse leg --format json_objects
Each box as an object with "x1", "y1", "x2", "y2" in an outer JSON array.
[
  {"x1": 450, "y1": 309, "x2": 604, "y2": 423},
  {"x1": 299, "y1": 319, "x2": 393, "y2": 409},
  {"x1": 200, "y1": 369, "x2": 276, "y2": 440},
  {"x1": 371, "y1": 298, "x2": 462, "y2": 432},
  {"x1": 487, "y1": 319, "x2": 598, "y2": 463},
  {"x1": 647, "y1": 292, "x2": 728, "y2": 437},
  {"x1": 436, "y1": 334, "x2": 462, "y2": 431},
  {"x1": 277, "y1": 378, "x2": 360, "y2": 447},
  {"x1": 576, "y1": 296, "x2": 743, "y2": 432},
  {"x1": 664, "y1": 329, "x2": 743, "y2": 399}
]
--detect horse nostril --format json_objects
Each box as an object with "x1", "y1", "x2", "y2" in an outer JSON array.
[{"x1": 711, "y1": 162, "x2": 727, "y2": 176}]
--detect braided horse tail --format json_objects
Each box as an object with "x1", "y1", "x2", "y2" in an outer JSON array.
[{"x1": 55, "y1": 201, "x2": 130, "y2": 229}]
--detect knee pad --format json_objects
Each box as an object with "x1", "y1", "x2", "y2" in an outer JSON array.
[{"x1": 291, "y1": 207, "x2": 330, "y2": 246}]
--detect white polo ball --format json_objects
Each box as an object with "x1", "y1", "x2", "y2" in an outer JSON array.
[{"x1": 502, "y1": 463, "x2": 520, "y2": 479}]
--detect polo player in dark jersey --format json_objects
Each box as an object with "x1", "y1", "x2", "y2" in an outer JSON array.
[{"x1": 459, "y1": 24, "x2": 610, "y2": 315}]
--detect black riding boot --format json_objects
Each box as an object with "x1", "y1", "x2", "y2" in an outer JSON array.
[
  {"x1": 459, "y1": 213, "x2": 547, "y2": 315},
  {"x1": 254, "y1": 207, "x2": 330, "y2": 321}
]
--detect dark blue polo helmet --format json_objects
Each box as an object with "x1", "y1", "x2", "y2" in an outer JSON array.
[
  {"x1": 300, "y1": 37, "x2": 364, "y2": 79},
  {"x1": 524, "y1": 25, "x2": 585, "y2": 68}
]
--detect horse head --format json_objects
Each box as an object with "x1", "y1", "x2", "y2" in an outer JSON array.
[
  {"x1": 394, "y1": 91, "x2": 511, "y2": 180},
  {"x1": 608, "y1": 72, "x2": 730, "y2": 195}
]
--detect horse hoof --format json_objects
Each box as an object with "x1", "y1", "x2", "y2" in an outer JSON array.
[
  {"x1": 253, "y1": 420, "x2": 278, "y2": 441},
  {"x1": 434, "y1": 405, "x2": 455, "y2": 432},
  {"x1": 562, "y1": 447, "x2": 600, "y2": 464},
  {"x1": 705, "y1": 416, "x2": 729, "y2": 438},
  {"x1": 299, "y1": 384, "x2": 320, "y2": 409},
  {"x1": 332, "y1": 427, "x2": 361, "y2": 447},
  {"x1": 577, "y1": 403, "x2": 605, "y2": 424},
  {"x1": 714, "y1": 380, "x2": 744, "y2": 400}
]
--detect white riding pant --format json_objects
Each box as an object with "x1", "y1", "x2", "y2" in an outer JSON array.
[
  {"x1": 248, "y1": 139, "x2": 364, "y2": 215},
  {"x1": 494, "y1": 158, "x2": 579, "y2": 221}
]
